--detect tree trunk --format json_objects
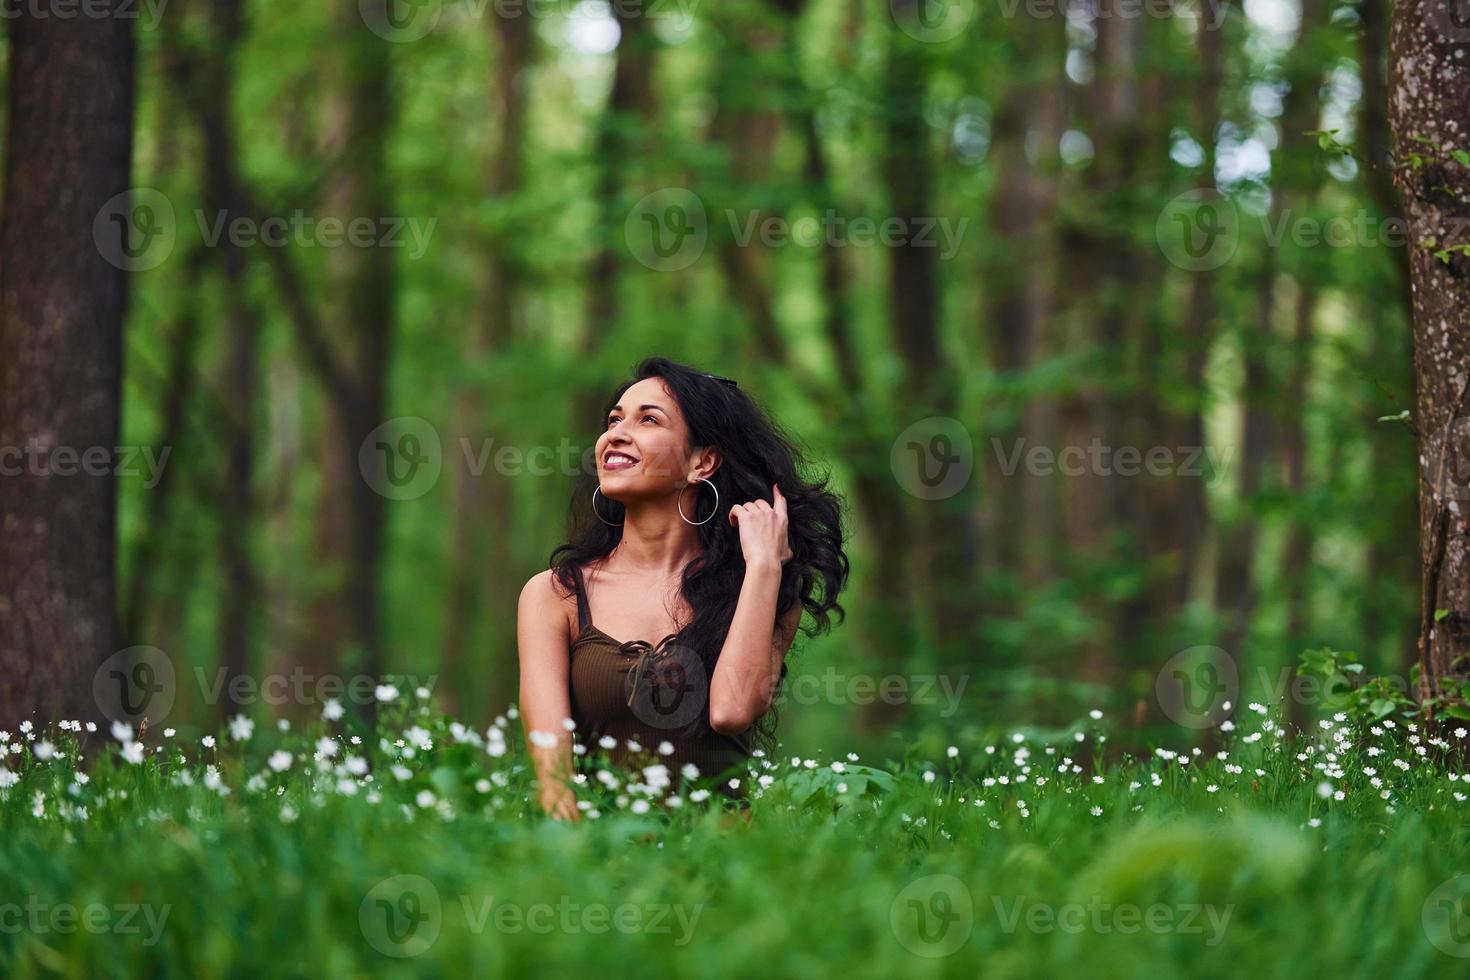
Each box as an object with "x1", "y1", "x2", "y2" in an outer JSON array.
[
  {"x1": 440, "y1": 9, "x2": 534, "y2": 715},
  {"x1": 984, "y1": 9, "x2": 1064, "y2": 589},
  {"x1": 883, "y1": 2, "x2": 978, "y2": 667},
  {"x1": 1388, "y1": 0, "x2": 1470, "y2": 711},
  {"x1": 0, "y1": 3, "x2": 135, "y2": 726},
  {"x1": 199, "y1": 0, "x2": 260, "y2": 722},
  {"x1": 303, "y1": 2, "x2": 397, "y2": 694}
]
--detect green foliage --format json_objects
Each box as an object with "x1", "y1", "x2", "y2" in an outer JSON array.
[{"x1": 3, "y1": 695, "x2": 1470, "y2": 977}]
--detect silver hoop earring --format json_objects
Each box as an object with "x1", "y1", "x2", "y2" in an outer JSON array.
[
  {"x1": 592, "y1": 486, "x2": 624, "y2": 526},
  {"x1": 677, "y1": 477, "x2": 719, "y2": 526}
]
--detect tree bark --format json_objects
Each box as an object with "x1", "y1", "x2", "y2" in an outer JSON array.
[
  {"x1": 302, "y1": 1, "x2": 397, "y2": 693},
  {"x1": 198, "y1": 0, "x2": 261, "y2": 722},
  {"x1": 440, "y1": 9, "x2": 534, "y2": 715},
  {"x1": 1389, "y1": 0, "x2": 1470, "y2": 710},
  {"x1": 0, "y1": 3, "x2": 136, "y2": 726},
  {"x1": 883, "y1": 2, "x2": 979, "y2": 668}
]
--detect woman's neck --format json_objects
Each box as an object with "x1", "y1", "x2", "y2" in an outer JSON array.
[{"x1": 609, "y1": 498, "x2": 704, "y2": 576}]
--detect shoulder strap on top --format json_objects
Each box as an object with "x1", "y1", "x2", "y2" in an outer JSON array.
[{"x1": 571, "y1": 564, "x2": 591, "y2": 632}]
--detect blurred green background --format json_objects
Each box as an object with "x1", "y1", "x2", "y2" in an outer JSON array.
[{"x1": 82, "y1": 0, "x2": 1415, "y2": 755}]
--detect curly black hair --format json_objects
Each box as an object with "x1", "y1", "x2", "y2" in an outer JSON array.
[{"x1": 548, "y1": 356, "x2": 850, "y2": 754}]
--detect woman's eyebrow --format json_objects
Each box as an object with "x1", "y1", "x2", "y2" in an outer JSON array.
[{"x1": 608, "y1": 404, "x2": 666, "y2": 414}]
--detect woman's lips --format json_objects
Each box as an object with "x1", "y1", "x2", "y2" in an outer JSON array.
[{"x1": 603, "y1": 454, "x2": 638, "y2": 471}]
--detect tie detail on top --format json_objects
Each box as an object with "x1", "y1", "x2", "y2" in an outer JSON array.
[{"x1": 620, "y1": 633, "x2": 682, "y2": 708}]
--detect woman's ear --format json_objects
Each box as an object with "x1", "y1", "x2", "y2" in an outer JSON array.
[{"x1": 691, "y1": 447, "x2": 722, "y2": 481}]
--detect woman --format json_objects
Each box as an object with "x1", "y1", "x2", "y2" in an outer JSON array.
[{"x1": 517, "y1": 357, "x2": 850, "y2": 821}]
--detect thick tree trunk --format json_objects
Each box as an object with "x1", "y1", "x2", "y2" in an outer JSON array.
[
  {"x1": 303, "y1": 4, "x2": 396, "y2": 691},
  {"x1": 1156, "y1": 0, "x2": 1230, "y2": 616},
  {"x1": 1389, "y1": 0, "x2": 1470, "y2": 710},
  {"x1": 883, "y1": 2, "x2": 979, "y2": 667},
  {"x1": 984, "y1": 10, "x2": 1064, "y2": 589},
  {"x1": 199, "y1": 0, "x2": 260, "y2": 722},
  {"x1": 441, "y1": 10, "x2": 533, "y2": 715},
  {"x1": 0, "y1": 4, "x2": 136, "y2": 726}
]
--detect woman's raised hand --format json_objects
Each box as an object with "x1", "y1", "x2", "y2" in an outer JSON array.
[{"x1": 728, "y1": 483, "x2": 794, "y2": 567}]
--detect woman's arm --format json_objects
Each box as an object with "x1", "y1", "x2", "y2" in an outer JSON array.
[
  {"x1": 708, "y1": 562, "x2": 802, "y2": 734},
  {"x1": 710, "y1": 484, "x2": 802, "y2": 733},
  {"x1": 516, "y1": 569, "x2": 580, "y2": 821}
]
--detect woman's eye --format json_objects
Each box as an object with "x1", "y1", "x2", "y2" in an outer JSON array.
[{"x1": 642, "y1": 415, "x2": 657, "y2": 424}]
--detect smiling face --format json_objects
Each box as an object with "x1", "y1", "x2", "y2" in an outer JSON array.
[{"x1": 596, "y1": 377, "x2": 718, "y2": 498}]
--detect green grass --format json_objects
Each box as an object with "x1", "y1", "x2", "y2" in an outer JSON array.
[{"x1": 2, "y1": 697, "x2": 1469, "y2": 978}]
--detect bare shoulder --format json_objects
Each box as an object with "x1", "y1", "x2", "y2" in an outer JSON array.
[{"x1": 518, "y1": 568, "x2": 574, "y2": 638}]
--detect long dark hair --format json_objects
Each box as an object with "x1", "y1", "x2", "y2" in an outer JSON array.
[{"x1": 548, "y1": 356, "x2": 850, "y2": 752}]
